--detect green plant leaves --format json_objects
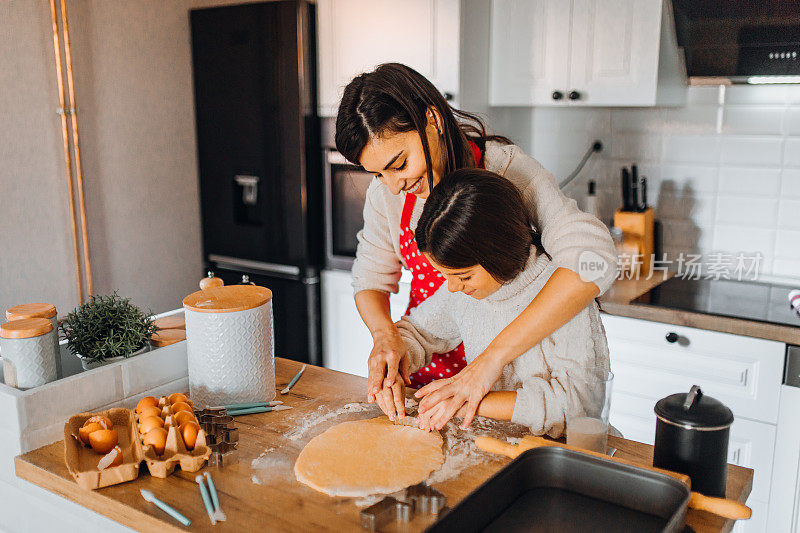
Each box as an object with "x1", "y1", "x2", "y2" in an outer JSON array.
[{"x1": 61, "y1": 292, "x2": 157, "y2": 362}]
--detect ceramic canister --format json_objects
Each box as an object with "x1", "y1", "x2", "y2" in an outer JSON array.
[
  {"x1": 6, "y1": 303, "x2": 61, "y2": 379},
  {"x1": 183, "y1": 284, "x2": 275, "y2": 408},
  {"x1": 0, "y1": 318, "x2": 58, "y2": 389}
]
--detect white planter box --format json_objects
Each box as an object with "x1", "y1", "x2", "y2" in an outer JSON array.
[{"x1": 0, "y1": 310, "x2": 188, "y2": 483}]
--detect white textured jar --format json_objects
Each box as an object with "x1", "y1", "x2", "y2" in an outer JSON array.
[
  {"x1": 183, "y1": 285, "x2": 275, "y2": 408},
  {"x1": 0, "y1": 318, "x2": 58, "y2": 389},
  {"x1": 6, "y1": 303, "x2": 61, "y2": 378}
]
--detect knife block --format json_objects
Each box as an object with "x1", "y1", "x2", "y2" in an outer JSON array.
[{"x1": 613, "y1": 207, "x2": 654, "y2": 276}]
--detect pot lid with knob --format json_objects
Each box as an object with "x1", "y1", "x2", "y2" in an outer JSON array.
[{"x1": 654, "y1": 385, "x2": 734, "y2": 430}]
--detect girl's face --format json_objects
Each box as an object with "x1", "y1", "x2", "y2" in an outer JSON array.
[
  {"x1": 358, "y1": 112, "x2": 443, "y2": 199},
  {"x1": 426, "y1": 255, "x2": 502, "y2": 299}
]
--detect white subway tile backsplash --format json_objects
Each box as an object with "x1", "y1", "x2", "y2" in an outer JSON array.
[
  {"x1": 662, "y1": 135, "x2": 720, "y2": 164},
  {"x1": 654, "y1": 193, "x2": 716, "y2": 226},
  {"x1": 660, "y1": 219, "x2": 714, "y2": 250},
  {"x1": 713, "y1": 226, "x2": 776, "y2": 257},
  {"x1": 781, "y1": 169, "x2": 800, "y2": 197},
  {"x1": 610, "y1": 109, "x2": 666, "y2": 133},
  {"x1": 778, "y1": 200, "x2": 800, "y2": 230},
  {"x1": 784, "y1": 138, "x2": 800, "y2": 167},
  {"x1": 718, "y1": 167, "x2": 781, "y2": 196},
  {"x1": 724, "y1": 85, "x2": 788, "y2": 105},
  {"x1": 775, "y1": 230, "x2": 800, "y2": 259},
  {"x1": 773, "y1": 258, "x2": 800, "y2": 278},
  {"x1": 722, "y1": 107, "x2": 784, "y2": 136},
  {"x1": 663, "y1": 106, "x2": 719, "y2": 134},
  {"x1": 609, "y1": 132, "x2": 663, "y2": 161},
  {"x1": 784, "y1": 108, "x2": 800, "y2": 135},
  {"x1": 786, "y1": 86, "x2": 800, "y2": 104},
  {"x1": 657, "y1": 164, "x2": 719, "y2": 194},
  {"x1": 720, "y1": 137, "x2": 783, "y2": 166},
  {"x1": 686, "y1": 86, "x2": 722, "y2": 105},
  {"x1": 715, "y1": 196, "x2": 778, "y2": 228}
]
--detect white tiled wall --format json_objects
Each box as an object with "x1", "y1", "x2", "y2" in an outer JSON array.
[{"x1": 489, "y1": 85, "x2": 800, "y2": 281}]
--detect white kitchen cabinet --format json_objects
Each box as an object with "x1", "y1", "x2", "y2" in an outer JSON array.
[
  {"x1": 489, "y1": 0, "x2": 685, "y2": 106},
  {"x1": 601, "y1": 313, "x2": 793, "y2": 533},
  {"x1": 321, "y1": 269, "x2": 410, "y2": 377},
  {"x1": 316, "y1": 0, "x2": 461, "y2": 116}
]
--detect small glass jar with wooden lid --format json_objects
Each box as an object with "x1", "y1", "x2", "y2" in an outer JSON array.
[{"x1": 0, "y1": 318, "x2": 58, "y2": 389}]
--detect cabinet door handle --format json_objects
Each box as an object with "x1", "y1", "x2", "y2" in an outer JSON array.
[
  {"x1": 665, "y1": 332, "x2": 679, "y2": 343},
  {"x1": 551, "y1": 90, "x2": 564, "y2": 100},
  {"x1": 568, "y1": 90, "x2": 581, "y2": 100}
]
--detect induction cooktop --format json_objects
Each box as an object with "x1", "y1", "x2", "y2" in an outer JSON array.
[{"x1": 632, "y1": 277, "x2": 800, "y2": 328}]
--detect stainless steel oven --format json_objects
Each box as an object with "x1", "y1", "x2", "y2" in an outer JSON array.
[{"x1": 323, "y1": 148, "x2": 374, "y2": 270}]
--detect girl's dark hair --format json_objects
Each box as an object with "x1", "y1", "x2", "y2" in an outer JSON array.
[
  {"x1": 335, "y1": 63, "x2": 512, "y2": 191},
  {"x1": 416, "y1": 168, "x2": 546, "y2": 283}
]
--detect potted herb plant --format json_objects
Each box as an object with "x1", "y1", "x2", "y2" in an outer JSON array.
[{"x1": 61, "y1": 292, "x2": 158, "y2": 370}]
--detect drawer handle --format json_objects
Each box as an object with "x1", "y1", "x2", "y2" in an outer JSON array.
[{"x1": 665, "y1": 332, "x2": 679, "y2": 343}]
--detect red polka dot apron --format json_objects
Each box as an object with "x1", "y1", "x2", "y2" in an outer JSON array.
[{"x1": 404, "y1": 141, "x2": 483, "y2": 388}]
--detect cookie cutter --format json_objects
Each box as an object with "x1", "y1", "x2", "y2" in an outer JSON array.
[
  {"x1": 360, "y1": 497, "x2": 412, "y2": 532},
  {"x1": 194, "y1": 407, "x2": 228, "y2": 418},
  {"x1": 208, "y1": 441, "x2": 239, "y2": 467},
  {"x1": 406, "y1": 483, "x2": 447, "y2": 515}
]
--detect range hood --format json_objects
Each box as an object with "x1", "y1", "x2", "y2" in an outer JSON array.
[{"x1": 673, "y1": 0, "x2": 800, "y2": 84}]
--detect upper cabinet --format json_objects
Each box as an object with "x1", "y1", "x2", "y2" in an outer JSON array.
[
  {"x1": 316, "y1": 0, "x2": 461, "y2": 116},
  {"x1": 490, "y1": 0, "x2": 686, "y2": 107}
]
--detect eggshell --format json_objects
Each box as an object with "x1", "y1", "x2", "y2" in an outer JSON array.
[
  {"x1": 168, "y1": 393, "x2": 189, "y2": 405},
  {"x1": 78, "y1": 422, "x2": 105, "y2": 445},
  {"x1": 89, "y1": 429, "x2": 119, "y2": 454},
  {"x1": 139, "y1": 406, "x2": 161, "y2": 420},
  {"x1": 171, "y1": 401, "x2": 192, "y2": 414},
  {"x1": 136, "y1": 396, "x2": 159, "y2": 413},
  {"x1": 84, "y1": 416, "x2": 112, "y2": 430},
  {"x1": 143, "y1": 427, "x2": 168, "y2": 455},
  {"x1": 97, "y1": 446, "x2": 123, "y2": 470},
  {"x1": 138, "y1": 416, "x2": 165, "y2": 434},
  {"x1": 179, "y1": 421, "x2": 201, "y2": 451},
  {"x1": 173, "y1": 410, "x2": 197, "y2": 427}
]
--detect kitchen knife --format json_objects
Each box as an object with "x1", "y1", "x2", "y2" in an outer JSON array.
[
  {"x1": 640, "y1": 176, "x2": 647, "y2": 211},
  {"x1": 621, "y1": 167, "x2": 631, "y2": 211},
  {"x1": 630, "y1": 164, "x2": 639, "y2": 212}
]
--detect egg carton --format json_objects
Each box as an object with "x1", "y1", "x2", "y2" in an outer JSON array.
[
  {"x1": 134, "y1": 395, "x2": 211, "y2": 478},
  {"x1": 64, "y1": 408, "x2": 145, "y2": 490}
]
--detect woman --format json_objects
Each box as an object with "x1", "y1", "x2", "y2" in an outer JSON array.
[
  {"x1": 336, "y1": 63, "x2": 616, "y2": 429},
  {"x1": 396, "y1": 168, "x2": 609, "y2": 435}
]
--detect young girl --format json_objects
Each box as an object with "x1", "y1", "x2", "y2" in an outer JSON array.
[{"x1": 396, "y1": 168, "x2": 610, "y2": 436}]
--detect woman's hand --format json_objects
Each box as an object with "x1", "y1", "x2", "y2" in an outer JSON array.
[
  {"x1": 415, "y1": 350, "x2": 507, "y2": 431},
  {"x1": 367, "y1": 326, "x2": 411, "y2": 420}
]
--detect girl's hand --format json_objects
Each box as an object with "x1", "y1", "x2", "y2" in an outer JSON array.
[
  {"x1": 367, "y1": 326, "x2": 411, "y2": 415},
  {"x1": 415, "y1": 351, "x2": 506, "y2": 430}
]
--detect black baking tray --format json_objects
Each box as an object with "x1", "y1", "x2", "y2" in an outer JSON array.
[{"x1": 428, "y1": 446, "x2": 691, "y2": 533}]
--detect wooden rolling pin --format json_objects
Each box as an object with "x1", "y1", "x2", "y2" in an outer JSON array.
[{"x1": 475, "y1": 435, "x2": 751, "y2": 521}]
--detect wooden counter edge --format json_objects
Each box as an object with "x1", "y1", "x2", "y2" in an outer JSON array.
[{"x1": 15, "y1": 451, "x2": 182, "y2": 532}]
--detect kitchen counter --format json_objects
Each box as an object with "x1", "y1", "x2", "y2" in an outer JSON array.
[
  {"x1": 15, "y1": 359, "x2": 752, "y2": 532},
  {"x1": 600, "y1": 272, "x2": 800, "y2": 345}
]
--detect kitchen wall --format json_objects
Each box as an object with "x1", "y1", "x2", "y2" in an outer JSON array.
[
  {"x1": 490, "y1": 85, "x2": 800, "y2": 282},
  {"x1": 0, "y1": 0, "x2": 250, "y2": 317}
]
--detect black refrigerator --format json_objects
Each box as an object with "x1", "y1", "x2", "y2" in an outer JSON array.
[{"x1": 190, "y1": 1, "x2": 322, "y2": 365}]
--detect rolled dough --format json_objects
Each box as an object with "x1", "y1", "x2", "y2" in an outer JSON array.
[{"x1": 294, "y1": 416, "x2": 444, "y2": 497}]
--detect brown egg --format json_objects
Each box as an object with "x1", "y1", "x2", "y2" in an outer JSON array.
[
  {"x1": 84, "y1": 415, "x2": 112, "y2": 430},
  {"x1": 89, "y1": 429, "x2": 119, "y2": 454},
  {"x1": 173, "y1": 410, "x2": 197, "y2": 426},
  {"x1": 168, "y1": 393, "x2": 189, "y2": 405},
  {"x1": 138, "y1": 416, "x2": 165, "y2": 435},
  {"x1": 180, "y1": 421, "x2": 201, "y2": 451},
  {"x1": 97, "y1": 446, "x2": 123, "y2": 470},
  {"x1": 171, "y1": 401, "x2": 193, "y2": 414},
  {"x1": 143, "y1": 427, "x2": 168, "y2": 455},
  {"x1": 136, "y1": 396, "x2": 159, "y2": 413},
  {"x1": 139, "y1": 406, "x2": 163, "y2": 420},
  {"x1": 78, "y1": 422, "x2": 105, "y2": 445}
]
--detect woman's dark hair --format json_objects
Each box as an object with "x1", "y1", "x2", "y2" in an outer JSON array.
[
  {"x1": 335, "y1": 63, "x2": 512, "y2": 191},
  {"x1": 416, "y1": 168, "x2": 546, "y2": 283}
]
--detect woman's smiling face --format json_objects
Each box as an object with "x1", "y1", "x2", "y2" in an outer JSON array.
[
  {"x1": 358, "y1": 114, "x2": 443, "y2": 199},
  {"x1": 426, "y1": 254, "x2": 502, "y2": 299}
]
